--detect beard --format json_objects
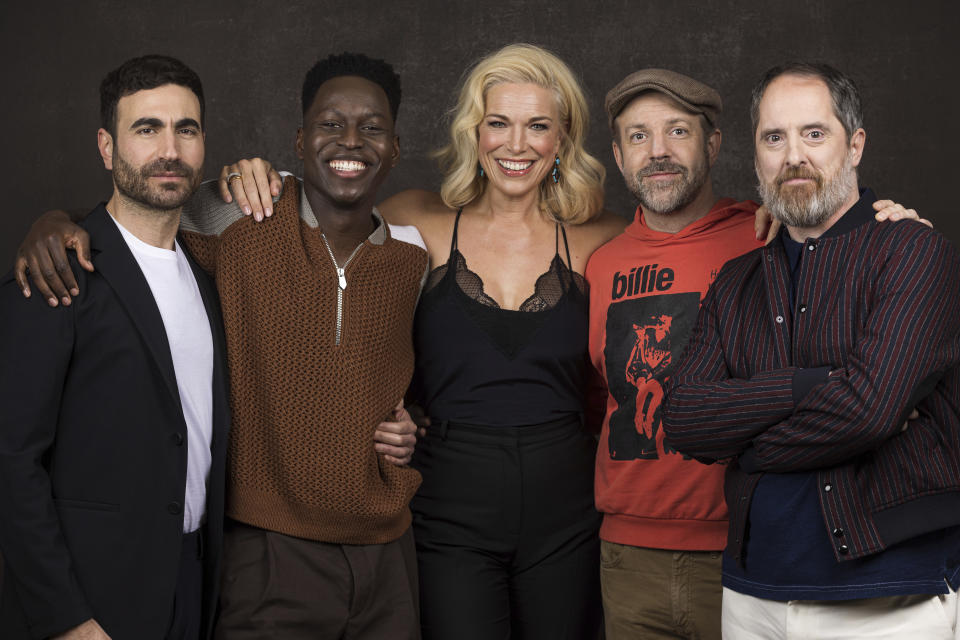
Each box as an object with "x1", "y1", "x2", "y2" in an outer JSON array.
[
  {"x1": 626, "y1": 149, "x2": 709, "y2": 215},
  {"x1": 758, "y1": 157, "x2": 857, "y2": 229},
  {"x1": 112, "y1": 151, "x2": 202, "y2": 211}
]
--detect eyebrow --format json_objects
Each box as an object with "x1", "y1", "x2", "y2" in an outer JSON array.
[
  {"x1": 128, "y1": 117, "x2": 202, "y2": 130},
  {"x1": 129, "y1": 117, "x2": 163, "y2": 130},
  {"x1": 623, "y1": 116, "x2": 694, "y2": 131},
  {"x1": 485, "y1": 112, "x2": 555, "y2": 123},
  {"x1": 760, "y1": 121, "x2": 833, "y2": 137}
]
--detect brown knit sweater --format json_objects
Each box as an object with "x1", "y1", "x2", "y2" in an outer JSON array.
[{"x1": 179, "y1": 177, "x2": 426, "y2": 544}]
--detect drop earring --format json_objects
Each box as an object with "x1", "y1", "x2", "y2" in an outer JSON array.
[{"x1": 551, "y1": 155, "x2": 560, "y2": 183}]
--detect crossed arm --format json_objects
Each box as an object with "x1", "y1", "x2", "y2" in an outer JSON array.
[{"x1": 663, "y1": 232, "x2": 960, "y2": 472}]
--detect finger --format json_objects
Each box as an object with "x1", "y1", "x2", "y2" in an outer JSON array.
[
  {"x1": 227, "y1": 163, "x2": 253, "y2": 218},
  {"x1": 49, "y1": 235, "x2": 80, "y2": 297},
  {"x1": 901, "y1": 421, "x2": 909, "y2": 432},
  {"x1": 764, "y1": 217, "x2": 781, "y2": 245},
  {"x1": 239, "y1": 160, "x2": 266, "y2": 221},
  {"x1": 251, "y1": 159, "x2": 275, "y2": 218},
  {"x1": 418, "y1": 426, "x2": 428, "y2": 438},
  {"x1": 27, "y1": 253, "x2": 59, "y2": 306},
  {"x1": 73, "y1": 230, "x2": 95, "y2": 272},
  {"x1": 908, "y1": 408, "x2": 920, "y2": 420},
  {"x1": 218, "y1": 165, "x2": 234, "y2": 203},
  {"x1": 920, "y1": 217, "x2": 933, "y2": 229},
  {"x1": 872, "y1": 199, "x2": 895, "y2": 211},
  {"x1": 14, "y1": 254, "x2": 31, "y2": 297},
  {"x1": 269, "y1": 167, "x2": 283, "y2": 197},
  {"x1": 874, "y1": 204, "x2": 905, "y2": 221},
  {"x1": 382, "y1": 453, "x2": 412, "y2": 466},
  {"x1": 35, "y1": 240, "x2": 73, "y2": 306},
  {"x1": 374, "y1": 428, "x2": 416, "y2": 447},
  {"x1": 754, "y1": 205, "x2": 769, "y2": 241}
]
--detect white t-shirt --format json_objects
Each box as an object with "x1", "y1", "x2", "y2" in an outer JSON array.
[{"x1": 110, "y1": 214, "x2": 214, "y2": 534}]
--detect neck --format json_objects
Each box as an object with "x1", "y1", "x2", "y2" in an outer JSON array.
[
  {"x1": 642, "y1": 181, "x2": 717, "y2": 234},
  {"x1": 106, "y1": 189, "x2": 180, "y2": 250},
  {"x1": 474, "y1": 184, "x2": 545, "y2": 225},
  {"x1": 303, "y1": 183, "x2": 377, "y2": 262},
  {"x1": 785, "y1": 183, "x2": 860, "y2": 242}
]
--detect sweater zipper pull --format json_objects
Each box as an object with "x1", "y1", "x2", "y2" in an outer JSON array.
[{"x1": 337, "y1": 268, "x2": 347, "y2": 290}]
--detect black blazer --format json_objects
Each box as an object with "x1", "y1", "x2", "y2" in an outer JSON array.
[{"x1": 0, "y1": 206, "x2": 230, "y2": 639}]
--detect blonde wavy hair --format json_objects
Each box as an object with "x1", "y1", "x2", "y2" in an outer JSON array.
[{"x1": 435, "y1": 43, "x2": 605, "y2": 224}]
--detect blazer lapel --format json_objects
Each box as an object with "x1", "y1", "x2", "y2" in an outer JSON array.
[{"x1": 85, "y1": 206, "x2": 181, "y2": 407}]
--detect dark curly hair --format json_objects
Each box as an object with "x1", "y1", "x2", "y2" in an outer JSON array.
[
  {"x1": 100, "y1": 54, "x2": 204, "y2": 136},
  {"x1": 301, "y1": 52, "x2": 401, "y2": 121}
]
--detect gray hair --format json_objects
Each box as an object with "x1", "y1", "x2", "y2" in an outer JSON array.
[{"x1": 750, "y1": 62, "x2": 863, "y2": 139}]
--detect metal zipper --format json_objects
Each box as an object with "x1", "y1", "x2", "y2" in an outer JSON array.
[{"x1": 321, "y1": 233, "x2": 364, "y2": 346}]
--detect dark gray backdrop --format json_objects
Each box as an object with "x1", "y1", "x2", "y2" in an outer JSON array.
[{"x1": 0, "y1": 0, "x2": 956, "y2": 598}]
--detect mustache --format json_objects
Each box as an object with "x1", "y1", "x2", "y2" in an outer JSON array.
[
  {"x1": 776, "y1": 166, "x2": 821, "y2": 187},
  {"x1": 140, "y1": 159, "x2": 191, "y2": 178},
  {"x1": 638, "y1": 160, "x2": 688, "y2": 178}
]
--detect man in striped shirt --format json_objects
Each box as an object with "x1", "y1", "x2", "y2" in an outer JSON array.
[{"x1": 664, "y1": 62, "x2": 960, "y2": 638}]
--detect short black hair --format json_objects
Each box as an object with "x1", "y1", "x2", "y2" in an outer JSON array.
[
  {"x1": 301, "y1": 52, "x2": 401, "y2": 121},
  {"x1": 100, "y1": 55, "x2": 205, "y2": 136}
]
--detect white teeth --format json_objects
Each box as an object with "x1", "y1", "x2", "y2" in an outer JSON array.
[
  {"x1": 329, "y1": 160, "x2": 366, "y2": 172},
  {"x1": 497, "y1": 159, "x2": 533, "y2": 171}
]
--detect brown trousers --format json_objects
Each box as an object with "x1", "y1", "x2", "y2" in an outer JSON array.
[
  {"x1": 214, "y1": 520, "x2": 419, "y2": 639},
  {"x1": 601, "y1": 542, "x2": 722, "y2": 640}
]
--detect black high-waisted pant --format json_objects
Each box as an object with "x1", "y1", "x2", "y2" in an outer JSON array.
[{"x1": 411, "y1": 414, "x2": 602, "y2": 640}]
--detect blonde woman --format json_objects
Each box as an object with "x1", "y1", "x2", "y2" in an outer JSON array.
[{"x1": 378, "y1": 44, "x2": 625, "y2": 638}]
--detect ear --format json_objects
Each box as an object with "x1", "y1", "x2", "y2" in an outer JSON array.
[
  {"x1": 98, "y1": 128, "x2": 114, "y2": 170},
  {"x1": 296, "y1": 127, "x2": 304, "y2": 160},
  {"x1": 391, "y1": 135, "x2": 400, "y2": 168},
  {"x1": 612, "y1": 139, "x2": 624, "y2": 173},
  {"x1": 707, "y1": 128, "x2": 722, "y2": 167},
  {"x1": 849, "y1": 128, "x2": 866, "y2": 168}
]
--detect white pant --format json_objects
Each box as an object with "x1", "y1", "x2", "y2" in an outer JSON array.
[{"x1": 722, "y1": 586, "x2": 959, "y2": 639}]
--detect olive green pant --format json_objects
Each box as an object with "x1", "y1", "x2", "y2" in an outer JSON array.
[{"x1": 601, "y1": 541, "x2": 722, "y2": 640}]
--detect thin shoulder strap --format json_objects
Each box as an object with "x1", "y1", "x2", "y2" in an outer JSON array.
[
  {"x1": 450, "y1": 208, "x2": 463, "y2": 255},
  {"x1": 559, "y1": 224, "x2": 573, "y2": 272}
]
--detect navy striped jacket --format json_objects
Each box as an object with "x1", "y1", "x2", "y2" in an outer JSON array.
[{"x1": 663, "y1": 190, "x2": 960, "y2": 564}]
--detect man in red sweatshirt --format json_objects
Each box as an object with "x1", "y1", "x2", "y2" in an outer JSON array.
[{"x1": 586, "y1": 68, "x2": 759, "y2": 640}]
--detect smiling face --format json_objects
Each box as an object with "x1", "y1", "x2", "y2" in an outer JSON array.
[
  {"x1": 477, "y1": 82, "x2": 563, "y2": 199},
  {"x1": 754, "y1": 73, "x2": 864, "y2": 230},
  {"x1": 99, "y1": 83, "x2": 204, "y2": 211},
  {"x1": 297, "y1": 75, "x2": 399, "y2": 209},
  {"x1": 612, "y1": 92, "x2": 718, "y2": 216}
]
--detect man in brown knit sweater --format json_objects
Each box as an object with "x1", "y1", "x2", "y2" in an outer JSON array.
[{"x1": 14, "y1": 53, "x2": 428, "y2": 639}]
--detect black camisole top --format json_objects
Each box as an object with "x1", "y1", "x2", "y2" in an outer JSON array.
[{"x1": 411, "y1": 209, "x2": 589, "y2": 427}]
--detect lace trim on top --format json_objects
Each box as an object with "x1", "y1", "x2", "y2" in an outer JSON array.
[{"x1": 425, "y1": 250, "x2": 586, "y2": 312}]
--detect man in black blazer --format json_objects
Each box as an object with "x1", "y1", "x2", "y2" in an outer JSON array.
[{"x1": 0, "y1": 55, "x2": 229, "y2": 639}]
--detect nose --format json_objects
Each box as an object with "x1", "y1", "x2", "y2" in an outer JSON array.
[
  {"x1": 157, "y1": 128, "x2": 180, "y2": 160},
  {"x1": 338, "y1": 123, "x2": 362, "y2": 149},
  {"x1": 649, "y1": 132, "x2": 669, "y2": 160},
  {"x1": 784, "y1": 134, "x2": 805, "y2": 167},
  {"x1": 506, "y1": 125, "x2": 526, "y2": 154}
]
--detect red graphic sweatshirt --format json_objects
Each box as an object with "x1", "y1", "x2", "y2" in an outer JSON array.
[{"x1": 586, "y1": 198, "x2": 761, "y2": 550}]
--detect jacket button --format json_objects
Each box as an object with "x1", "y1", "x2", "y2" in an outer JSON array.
[
  {"x1": 167, "y1": 502, "x2": 183, "y2": 515},
  {"x1": 807, "y1": 244, "x2": 816, "y2": 252},
  {"x1": 799, "y1": 304, "x2": 807, "y2": 313},
  {"x1": 838, "y1": 544, "x2": 849, "y2": 554},
  {"x1": 823, "y1": 483, "x2": 833, "y2": 492},
  {"x1": 171, "y1": 432, "x2": 184, "y2": 446},
  {"x1": 776, "y1": 315, "x2": 784, "y2": 324},
  {"x1": 832, "y1": 527, "x2": 844, "y2": 537}
]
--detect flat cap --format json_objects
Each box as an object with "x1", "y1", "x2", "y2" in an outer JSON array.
[{"x1": 605, "y1": 68, "x2": 722, "y2": 130}]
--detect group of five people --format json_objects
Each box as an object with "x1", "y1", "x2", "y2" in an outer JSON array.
[{"x1": 1, "y1": 42, "x2": 957, "y2": 640}]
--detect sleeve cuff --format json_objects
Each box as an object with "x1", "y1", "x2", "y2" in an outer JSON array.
[{"x1": 792, "y1": 366, "x2": 832, "y2": 406}]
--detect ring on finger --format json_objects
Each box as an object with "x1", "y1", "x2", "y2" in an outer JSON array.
[{"x1": 226, "y1": 172, "x2": 242, "y2": 183}]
